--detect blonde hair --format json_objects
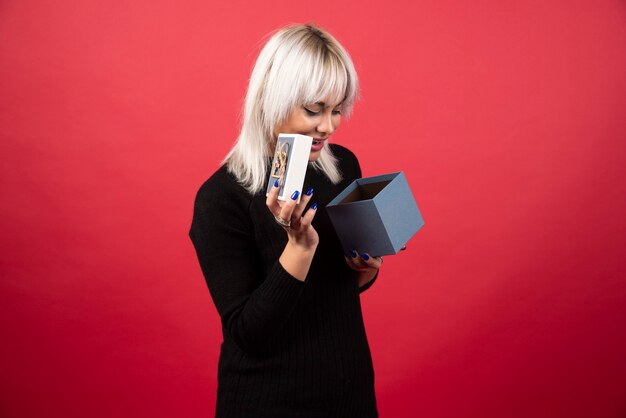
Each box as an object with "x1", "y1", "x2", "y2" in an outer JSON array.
[{"x1": 223, "y1": 23, "x2": 360, "y2": 194}]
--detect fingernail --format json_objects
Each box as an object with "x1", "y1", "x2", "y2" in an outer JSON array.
[
  {"x1": 306, "y1": 187, "x2": 314, "y2": 196},
  {"x1": 291, "y1": 191, "x2": 300, "y2": 200},
  {"x1": 274, "y1": 179, "x2": 279, "y2": 188},
  {"x1": 361, "y1": 253, "x2": 370, "y2": 261},
  {"x1": 350, "y1": 250, "x2": 358, "y2": 258},
  {"x1": 311, "y1": 203, "x2": 318, "y2": 210}
]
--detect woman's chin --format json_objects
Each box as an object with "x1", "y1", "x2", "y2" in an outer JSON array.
[{"x1": 308, "y1": 150, "x2": 322, "y2": 162}]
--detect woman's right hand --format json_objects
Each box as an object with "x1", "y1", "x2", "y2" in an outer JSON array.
[{"x1": 266, "y1": 182, "x2": 319, "y2": 280}]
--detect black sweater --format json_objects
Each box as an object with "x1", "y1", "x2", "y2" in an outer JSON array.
[{"x1": 189, "y1": 144, "x2": 378, "y2": 418}]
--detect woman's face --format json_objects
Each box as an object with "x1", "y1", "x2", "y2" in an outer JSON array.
[{"x1": 273, "y1": 100, "x2": 343, "y2": 161}]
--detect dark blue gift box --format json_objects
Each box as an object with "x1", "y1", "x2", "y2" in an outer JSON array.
[{"x1": 326, "y1": 172, "x2": 424, "y2": 256}]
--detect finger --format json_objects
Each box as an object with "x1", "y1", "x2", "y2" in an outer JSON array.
[
  {"x1": 266, "y1": 179, "x2": 282, "y2": 214},
  {"x1": 359, "y1": 253, "x2": 383, "y2": 269},
  {"x1": 344, "y1": 250, "x2": 369, "y2": 271},
  {"x1": 298, "y1": 202, "x2": 318, "y2": 228},
  {"x1": 344, "y1": 255, "x2": 360, "y2": 270},
  {"x1": 344, "y1": 257, "x2": 369, "y2": 272},
  {"x1": 278, "y1": 190, "x2": 300, "y2": 222},
  {"x1": 291, "y1": 187, "x2": 314, "y2": 220}
]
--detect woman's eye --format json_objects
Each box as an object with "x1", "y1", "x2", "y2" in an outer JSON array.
[
  {"x1": 304, "y1": 107, "x2": 320, "y2": 116},
  {"x1": 332, "y1": 109, "x2": 342, "y2": 115}
]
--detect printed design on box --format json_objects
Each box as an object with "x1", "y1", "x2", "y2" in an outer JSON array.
[
  {"x1": 271, "y1": 140, "x2": 290, "y2": 190},
  {"x1": 270, "y1": 136, "x2": 295, "y2": 199},
  {"x1": 266, "y1": 133, "x2": 312, "y2": 202}
]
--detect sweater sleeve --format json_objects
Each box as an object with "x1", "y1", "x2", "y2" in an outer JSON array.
[{"x1": 189, "y1": 174, "x2": 305, "y2": 355}]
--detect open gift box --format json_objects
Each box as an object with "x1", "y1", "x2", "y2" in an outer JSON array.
[{"x1": 326, "y1": 172, "x2": 424, "y2": 257}]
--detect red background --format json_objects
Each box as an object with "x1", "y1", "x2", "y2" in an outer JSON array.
[{"x1": 1, "y1": 1, "x2": 625, "y2": 417}]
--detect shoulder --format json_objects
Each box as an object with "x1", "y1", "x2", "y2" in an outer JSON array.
[
  {"x1": 190, "y1": 165, "x2": 257, "y2": 246},
  {"x1": 196, "y1": 165, "x2": 249, "y2": 197},
  {"x1": 193, "y1": 165, "x2": 253, "y2": 215}
]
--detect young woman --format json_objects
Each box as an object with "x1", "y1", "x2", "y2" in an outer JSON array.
[{"x1": 190, "y1": 23, "x2": 382, "y2": 418}]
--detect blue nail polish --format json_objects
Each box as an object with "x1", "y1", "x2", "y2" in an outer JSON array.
[
  {"x1": 361, "y1": 253, "x2": 370, "y2": 261},
  {"x1": 311, "y1": 203, "x2": 318, "y2": 210},
  {"x1": 274, "y1": 179, "x2": 279, "y2": 188},
  {"x1": 291, "y1": 190, "x2": 300, "y2": 200},
  {"x1": 350, "y1": 250, "x2": 358, "y2": 258},
  {"x1": 306, "y1": 187, "x2": 314, "y2": 196}
]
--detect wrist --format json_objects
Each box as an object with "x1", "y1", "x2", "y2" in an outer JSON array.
[
  {"x1": 280, "y1": 241, "x2": 317, "y2": 281},
  {"x1": 285, "y1": 239, "x2": 317, "y2": 256},
  {"x1": 358, "y1": 269, "x2": 378, "y2": 288}
]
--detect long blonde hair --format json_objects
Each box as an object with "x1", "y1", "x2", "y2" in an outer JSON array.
[{"x1": 223, "y1": 24, "x2": 360, "y2": 194}]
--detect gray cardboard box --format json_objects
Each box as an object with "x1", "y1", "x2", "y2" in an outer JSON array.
[{"x1": 326, "y1": 172, "x2": 424, "y2": 256}]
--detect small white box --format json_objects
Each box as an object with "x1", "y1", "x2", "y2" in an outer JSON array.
[{"x1": 266, "y1": 133, "x2": 312, "y2": 202}]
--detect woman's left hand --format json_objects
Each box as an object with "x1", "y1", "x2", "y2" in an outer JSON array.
[
  {"x1": 344, "y1": 251, "x2": 382, "y2": 288},
  {"x1": 344, "y1": 251, "x2": 383, "y2": 272}
]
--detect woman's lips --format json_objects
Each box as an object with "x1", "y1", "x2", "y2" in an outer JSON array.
[{"x1": 311, "y1": 138, "x2": 326, "y2": 151}]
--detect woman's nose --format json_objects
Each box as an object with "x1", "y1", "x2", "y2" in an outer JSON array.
[{"x1": 316, "y1": 111, "x2": 335, "y2": 135}]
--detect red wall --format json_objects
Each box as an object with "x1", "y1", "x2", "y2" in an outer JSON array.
[{"x1": 2, "y1": 1, "x2": 625, "y2": 417}]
